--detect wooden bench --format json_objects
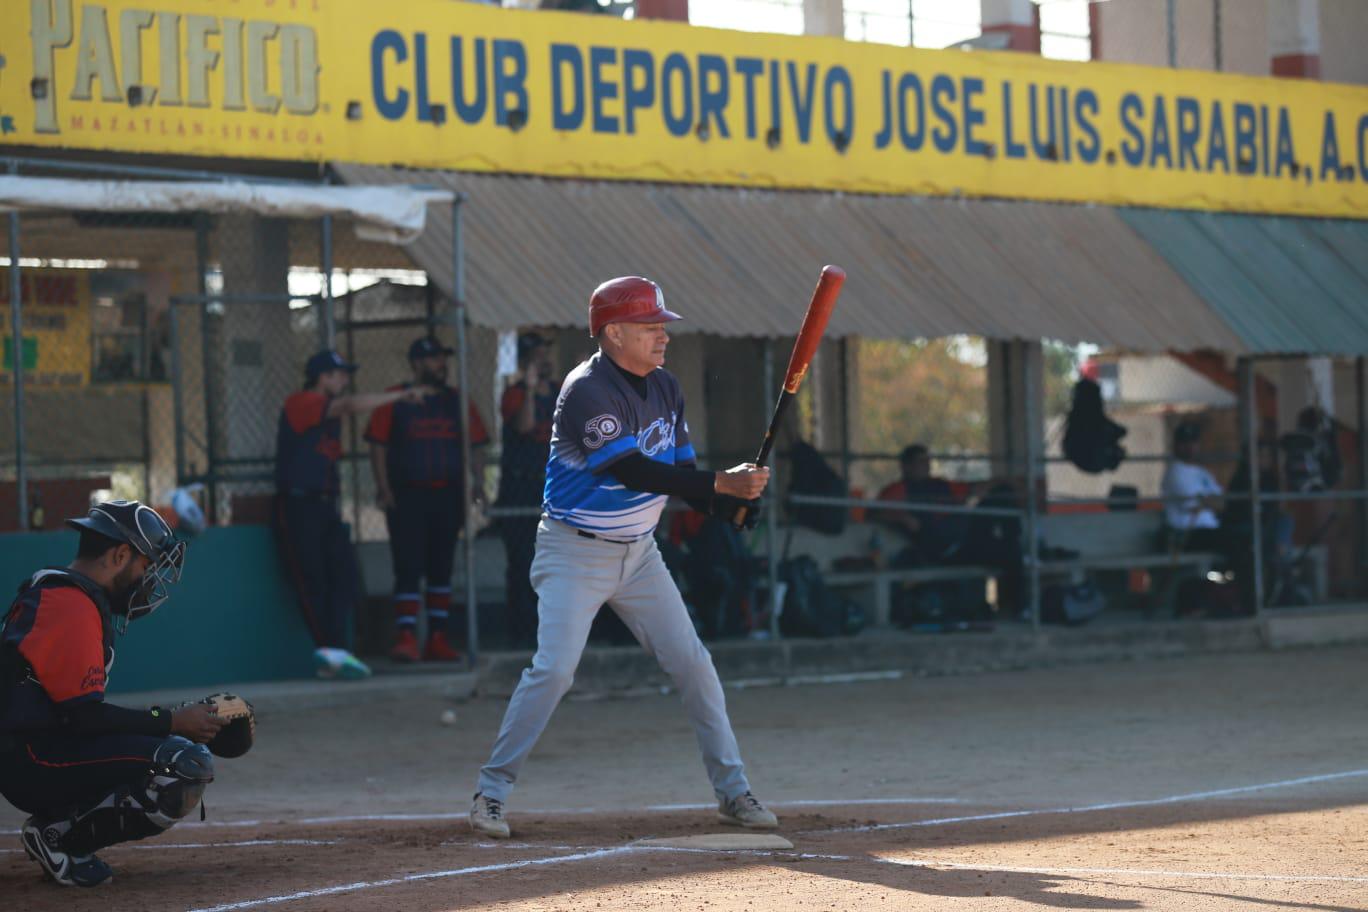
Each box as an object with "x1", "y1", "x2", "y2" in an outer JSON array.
[
  {"x1": 778, "y1": 523, "x2": 996, "y2": 627},
  {"x1": 1038, "y1": 512, "x2": 1220, "y2": 612}
]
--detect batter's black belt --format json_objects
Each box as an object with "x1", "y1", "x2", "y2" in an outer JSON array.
[{"x1": 574, "y1": 529, "x2": 638, "y2": 545}]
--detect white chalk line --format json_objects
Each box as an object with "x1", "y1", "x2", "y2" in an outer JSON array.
[
  {"x1": 182, "y1": 846, "x2": 635, "y2": 912},
  {"x1": 877, "y1": 855, "x2": 1368, "y2": 885},
  {"x1": 808, "y1": 767, "x2": 1368, "y2": 835},
  {"x1": 59, "y1": 796, "x2": 964, "y2": 832}
]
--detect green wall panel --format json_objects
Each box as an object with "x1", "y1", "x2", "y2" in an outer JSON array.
[{"x1": 0, "y1": 526, "x2": 316, "y2": 693}]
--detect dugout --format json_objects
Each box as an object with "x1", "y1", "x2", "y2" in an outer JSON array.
[{"x1": 4, "y1": 154, "x2": 1368, "y2": 692}]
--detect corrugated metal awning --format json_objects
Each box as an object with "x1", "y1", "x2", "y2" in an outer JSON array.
[
  {"x1": 1120, "y1": 209, "x2": 1368, "y2": 356},
  {"x1": 334, "y1": 163, "x2": 1241, "y2": 351}
]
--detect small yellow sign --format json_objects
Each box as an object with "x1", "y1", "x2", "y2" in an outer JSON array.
[
  {"x1": 0, "y1": 268, "x2": 93, "y2": 388},
  {"x1": 1, "y1": 0, "x2": 1366, "y2": 218}
]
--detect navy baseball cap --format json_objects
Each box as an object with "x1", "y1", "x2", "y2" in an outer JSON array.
[
  {"x1": 408, "y1": 336, "x2": 454, "y2": 360},
  {"x1": 305, "y1": 349, "x2": 358, "y2": 381},
  {"x1": 517, "y1": 331, "x2": 550, "y2": 360}
]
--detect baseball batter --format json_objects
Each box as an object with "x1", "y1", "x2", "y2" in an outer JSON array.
[{"x1": 470, "y1": 276, "x2": 777, "y2": 838}]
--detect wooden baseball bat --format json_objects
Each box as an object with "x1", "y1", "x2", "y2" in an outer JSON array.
[{"x1": 732, "y1": 265, "x2": 846, "y2": 529}]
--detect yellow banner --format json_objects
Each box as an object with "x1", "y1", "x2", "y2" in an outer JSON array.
[
  {"x1": 2, "y1": 0, "x2": 1367, "y2": 218},
  {"x1": 0, "y1": 268, "x2": 92, "y2": 388}
]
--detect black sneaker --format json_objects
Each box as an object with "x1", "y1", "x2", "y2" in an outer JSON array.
[{"x1": 21, "y1": 818, "x2": 114, "y2": 887}]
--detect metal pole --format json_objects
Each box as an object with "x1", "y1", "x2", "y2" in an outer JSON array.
[
  {"x1": 1242, "y1": 358, "x2": 1265, "y2": 615},
  {"x1": 1023, "y1": 343, "x2": 1042, "y2": 632},
  {"x1": 452, "y1": 197, "x2": 479, "y2": 668},
  {"x1": 1213, "y1": 0, "x2": 1223, "y2": 71},
  {"x1": 169, "y1": 302, "x2": 186, "y2": 484},
  {"x1": 320, "y1": 215, "x2": 335, "y2": 349},
  {"x1": 8, "y1": 197, "x2": 26, "y2": 531},
  {"x1": 1357, "y1": 357, "x2": 1367, "y2": 586},
  {"x1": 194, "y1": 214, "x2": 217, "y2": 523},
  {"x1": 1166, "y1": 0, "x2": 1177, "y2": 67},
  {"x1": 763, "y1": 339, "x2": 781, "y2": 638}
]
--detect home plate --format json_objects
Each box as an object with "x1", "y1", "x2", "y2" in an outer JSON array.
[{"x1": 636, "y1": 833, "x2": 795, "y2": 851}]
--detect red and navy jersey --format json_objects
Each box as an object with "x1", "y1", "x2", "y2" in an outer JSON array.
[
  {"x1": 275, "y1": 390, "x2": 343, "y2": 494},
  {"x1": 496, "y1": 379, "x2": 560, "y2": 507},
  {"x1": 365, "y1": 384, "x2": 489, "y2": 489},
  {"x1": 0, "y1": 570, "x2": 114, "y2": 733}
]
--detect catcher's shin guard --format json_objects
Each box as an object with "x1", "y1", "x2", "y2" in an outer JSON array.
[{"x1": 60, "y1": 737, "x2": 214, "y2": 856}]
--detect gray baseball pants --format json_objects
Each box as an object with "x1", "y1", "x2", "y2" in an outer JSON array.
[{"x1": 475, "y1": 518, "x2": 751, "y2": 803}]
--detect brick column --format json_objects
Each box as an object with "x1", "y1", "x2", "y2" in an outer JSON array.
[
  {"x1": 1268, "y1": 0, "x2": 1320, "y2": 78},
  {"x1": 980, "y1": 0, "x2": 1040, "y2": 53},
  {"x1": 635, "y1": 0, "x2": 688, "y2": 21}
]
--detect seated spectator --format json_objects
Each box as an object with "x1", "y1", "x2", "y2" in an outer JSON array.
[
  {"x1": 874, "y1": 444, "x2": 972, "y2": 565},
  {"x1": 1160, "y1": 423, "x2": 1227, "y2": 554}
]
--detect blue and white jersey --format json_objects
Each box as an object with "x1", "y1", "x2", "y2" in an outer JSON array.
[{"x1": 542, "y1": 353, "x2": 695, "y2": 540}]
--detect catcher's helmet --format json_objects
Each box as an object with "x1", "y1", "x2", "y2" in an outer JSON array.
[
  {"x1": 66, "y1": 500, "x2": 186, "y2": 622},
  {"x1": 588, "y1": 276, "x2": 682, "y2": 338}
]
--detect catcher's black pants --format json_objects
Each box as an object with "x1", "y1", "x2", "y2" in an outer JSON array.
[
  {"x1": 275, "y1": 494, "x2": 359, "y2": 650},
  {"x1": 0, "y1": 731, "x2": 162, "y2": 818}
]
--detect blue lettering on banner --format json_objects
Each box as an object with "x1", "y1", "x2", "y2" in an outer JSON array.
[
  {"x1": 1028, "y1": 83, "x2": 1053, "y2": 160},
  {"x1": 698, "y1": 54, "x2": 730, "y2": 138},
  {"x1": 1002, "y1": 81, "x2": 1026, "y2": 159},
  {"x1": 415, "y1": 34, "x2": 436, "y2": 123},
  {"x1": 787, "y1": 61, "x2": 817, "y2": 144},
  {"x1": 1149, "y1": 94, "x2": 1172, "y2": 168},
  {"x1": 551, "y1": 44, "x2": 584, "y2": 131},
  {"x1": 1274, "y1": 107, "x2": 1296, "y2": 177},
  {"x1": 1120, "y1": 92, "x2": 1144, "y2": 167},
  {"x1": 824, "y1": 65, "x2": 853, "y2": 149},
  {"x1": 1234, "y1": 102, "x2": 1257, "y2": 173},
  {"x1": 371, "y1": 30, "x2": 409, "y2": 121},
  {"x1": 898, "y1": 72, "x2": 925, "y2": 151},
  {"x1": 930, "y1": 74, "x2": 956, "y2": 154},
  {"x1": 962, "y1": 76, "x2": 988, "y2": 157},
  {"x1": 1320, "y1": 111, "x2": 1341, "y2": 181},
  {"x1": 591, "y1": 46, "x2": 620, "y2": 134},
  {"x1": 1206, "y1": 100, "x2": 1229, "y2": 172},
  {"x1": 1176, "y1": 97, "x2": 1200, "y2": 170},
  {"x1": 622, "y1": 49, "x2": 655, "y2": 135},
  {"x1": 451, "y1": 37, "x2": 487, "y2": 125},
  {"x1": 1074, "y1": 88, "x2": 1099, "y2": 163},
  {"x1": 734, "y1": 57, "x2": 763, "y2": 139},
  {"x1": 1359, "y1": 114, "x2": 1368, "y2": 182},
  {"x1": 661, "y1": 52, "x2": 693, "y2": 137},
  {"x1": 493, "y1": 39, "x2": 528, "y2": 127}
]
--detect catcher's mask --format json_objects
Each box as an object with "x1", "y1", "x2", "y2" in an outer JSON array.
[{"x1": 66, "y1": 500, "x2": 186, "y2": 624}]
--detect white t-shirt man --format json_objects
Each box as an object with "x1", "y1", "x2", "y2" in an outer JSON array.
[{"x1": 1162, "y1": 460, "x2": 1223, "y2": 530}]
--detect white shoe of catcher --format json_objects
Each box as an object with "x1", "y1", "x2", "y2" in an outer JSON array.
[
  {"x1": 717, "y1": 791, "x2": 780, "y2": 829},
  {"x1": 469, "y1": 793, "x2": 511, "y2": 839}
]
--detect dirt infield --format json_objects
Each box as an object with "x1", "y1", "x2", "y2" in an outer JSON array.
[{"x1": 4, "y1": 645, "x2": 1368, "y2": 910}]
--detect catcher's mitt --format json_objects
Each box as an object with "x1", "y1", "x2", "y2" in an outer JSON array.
[{"x1": 202, "y1": 692, "x2": 255, "y2": 758}]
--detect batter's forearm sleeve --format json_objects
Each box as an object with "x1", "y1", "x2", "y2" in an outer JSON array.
[
  {"x1": 607, "y1": 453, "x2": 715, "y2": 501},
  {"x1": 64, "y1": 699, "x2": 175, "y2": 736}
]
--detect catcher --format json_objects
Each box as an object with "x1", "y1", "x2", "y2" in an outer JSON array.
[{"x1": 0, "y1": 500, "x2": 253, "y2": 887}]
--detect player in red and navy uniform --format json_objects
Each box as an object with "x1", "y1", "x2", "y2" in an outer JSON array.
[
  {"x1": 276, "y1": 350, "x2": 430, "y2": 680},
  {"x1": 496, "y1": 332, "x2": 560, "y2": 648},
  {"x1": 0, "y1": 501, "x2": 223, "y2": 887},
  {"x1": 365, "y1": 336, "x2": 489, "y2": 663}
]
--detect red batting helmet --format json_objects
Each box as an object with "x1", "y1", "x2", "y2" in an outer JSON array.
[{"x1": 588, "y1": 276, "x2": 683, "y2": 337}]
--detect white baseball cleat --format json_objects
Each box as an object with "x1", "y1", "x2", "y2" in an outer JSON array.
[
  {"x1": 469, "y1": 793, "x2": 511, "y2": 839},
  {"x1": 717, "y1": 791, "x2": 780, "y2": 830}
]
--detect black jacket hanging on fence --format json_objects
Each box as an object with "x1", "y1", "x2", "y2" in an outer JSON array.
[{"x1": 1062, "y1": 378, "x2": 1127, "y2": 474}]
